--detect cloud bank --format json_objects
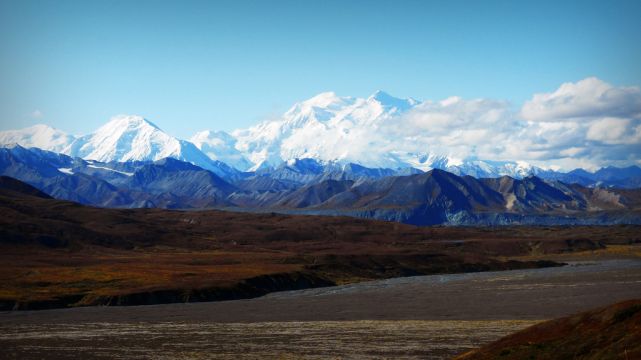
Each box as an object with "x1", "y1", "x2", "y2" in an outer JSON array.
[{"x1": 388, "y1": 77, "x2": 641, "y2": 170}]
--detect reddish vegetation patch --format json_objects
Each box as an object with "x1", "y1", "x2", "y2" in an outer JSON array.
[
  {"x1": 455, "y1": 299, "x2": 641, "y2": 360},
  {"x1": 1, "y1": 184, "x2": 640, "y2": 309}
]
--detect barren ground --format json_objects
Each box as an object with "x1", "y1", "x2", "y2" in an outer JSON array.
[{"x1": 2, "y1": 252, "x2": 640, "y2": 359}]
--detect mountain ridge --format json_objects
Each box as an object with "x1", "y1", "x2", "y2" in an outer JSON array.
[{"x1": 1, "y1": 145, "x2": 639, "y2": 226}]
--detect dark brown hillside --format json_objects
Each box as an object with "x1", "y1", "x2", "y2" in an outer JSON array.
[
  {"x1": 1, "y1": 177, "x2": 639, "y2": 310},
  {"x1": 0, "y1": 176, "x2": 52, "y2": 199},
  {"x1": 455, "y1": 299, "x2": 641, "y2": 360}
]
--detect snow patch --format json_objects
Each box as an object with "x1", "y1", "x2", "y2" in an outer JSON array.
[{"x1": 87, "y1": 164, "x2": 133, "y2": 176}]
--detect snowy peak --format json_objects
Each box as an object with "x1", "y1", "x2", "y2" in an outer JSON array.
[
  {"x1": 367, "y1": 90, "x2": 419, "y2": 111},
  {"x1": 94, "y1": 115, "x2": 161, "y2": 134},
  {"x1": 66, "y1": 115, "x2": 181, "y2": 162},
  {"x1": 443, "y1": 160, "x2": 540, "y2": 179},
  {"x1": 231, "y1": 90, "x2": 422, "y2": 169},
  {"x1": 300, "y1": 91, "x2": 345, "y2": 108},
  {"x1": 59, "y1": 114, "x2": 238, "y2": 178},
  {"x1": 283, "y1": 91, "x2": 356, "y2": 124},
  {"x1": 0, "y1": 124, "x2": 75, "y2": 153}
]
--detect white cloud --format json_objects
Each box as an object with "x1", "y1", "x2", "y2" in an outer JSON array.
[
  {"x1": 520, "y1": 77, "x2": 641, "y2": 122},
  {"x1": 517, "y1": 78, "x2": 641, "y2": 169},
  {"x1": 586, "y1": 117, "x2": 630, "y2": 144},
  {"x1": 30, "y1": 109, "x2": 43, "y2": 119},
  {"x1": 383, "y1": 97, "x2": 520, "y2": 162},
  {"x1": 385, "y1": 77, "x2": 641, "y2": 170}
]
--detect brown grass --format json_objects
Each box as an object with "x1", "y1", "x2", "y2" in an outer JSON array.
[
  {"x1": 0, "y1": 247, "x2": 302, "y2": 302},
  {"x1": 1, "y1": 189, "x2": 640, "y2": 308},
  {"x1": 455, "y1": 299, "x2": 641, "y2": 360}
]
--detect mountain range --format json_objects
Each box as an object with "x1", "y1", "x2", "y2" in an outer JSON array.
[
  {"x1": 1, "y1": 90, "x2": 640, "y2": 225},
  {"x1": 3, "y1": 90, "x2": 625, "y2": 180},
  {"x1": 1, "y1": 144, "x2": 640, "y2": 226}
]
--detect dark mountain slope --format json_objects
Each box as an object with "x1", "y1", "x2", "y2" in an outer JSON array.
[
  {"x1": 316, "y1": 170, "x2": 502, "y2": 210},
  {"x1": 456, "y1": 299, "x2": 641, "y2": 360},
  {"x1": 124, "y1": 158, "x2": 236, "y2": 207},
  {"x1": 276, "y1": 179, "x2": 355, "y2": 208},
  {"x1": 0, "y1": 147, "x2": 237, "y2": 209},
  {"x1": 1, "y1": 146, "x2": 640, "y2": 225},
  {"x1": 0, "y1": 176, "x2": 52, "y2": 199},
  {"x1": 284, "y1": 170, "x2": 641, "y2": 225},
  {"x1": 481, "y1": 176, "x2": 577, "y2": 212},
  {"x1": 0, "y1": 145, "x2": 138, "y2": 206}
]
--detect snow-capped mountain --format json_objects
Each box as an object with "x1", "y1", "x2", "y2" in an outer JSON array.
[
  {"x1": 66, "y1": 115, "x2": 186, "y2": 162},
  {"x1": 0, "y1": 92, "x2": 546, "y2": 179},
  {"x1": 232, "y1": 90, "x2": 421, "y2": 170},
  {"x1": 0, "y1": 91, "x2": 625, "y2": 182},
  {"x1": 63, "y1": 115, "x2": 235, "y2": 177},
  {"x1": 438, "y1": 159, "x2": 541, "y2": 179},
  {"x1": 189, "y1": 130, "x2": 252, "y2": 171},
  {"x1": 0, "y1": 124, "x2": 75, "y2": 153},
  {"x1": 224, "y1": 90, "x2": 542, "y2": 177}
]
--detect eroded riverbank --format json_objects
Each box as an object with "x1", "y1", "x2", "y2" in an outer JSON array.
[
  {"x1": 1, "y1": 259, "x2": 640, "y2": 359},
  {"x1": 3, "y1": 259, "x2": 639, "y2": 324}
]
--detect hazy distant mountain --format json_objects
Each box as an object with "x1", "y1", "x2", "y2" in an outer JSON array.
[
  {"x1": 537, "y1": 166, "x2": 641, "y2": 189},
  {"x1": 252, "y1": 158, "x2": 420, "y2": 185},
  {"x1": 0, "y1": 124, "x2": 75, "y2": 153},
  {"x1": 190, "y1": 130, "x2": 253, "y2": 171}
]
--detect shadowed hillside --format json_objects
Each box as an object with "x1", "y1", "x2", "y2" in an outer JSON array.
[
  {"x1": 455, "y1": 299, "x2": 641, "y2": 360},
  {"x1": 6, "y1": 177, "x2": 640, "y2": 310}
]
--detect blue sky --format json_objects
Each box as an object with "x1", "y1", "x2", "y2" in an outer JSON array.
[{"x1": 1, "y1": 0, "x2": 640, "y2": 138}]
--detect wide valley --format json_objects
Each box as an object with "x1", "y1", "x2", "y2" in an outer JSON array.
[{"x1": 2, "y1": 252, "x2": 640, "y2": 359}]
